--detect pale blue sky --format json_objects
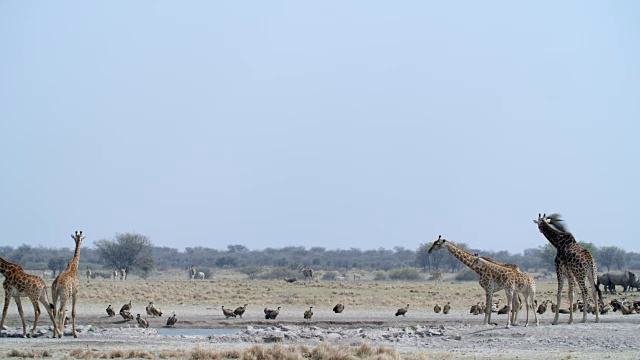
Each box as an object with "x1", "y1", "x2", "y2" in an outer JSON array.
[{"x1": 1, "y1": 1, "x2": 638, "y2": 253}]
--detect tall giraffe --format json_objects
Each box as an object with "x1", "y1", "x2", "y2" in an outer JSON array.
[
  {"x1": 428, "y1": 235, "x2": 520, "y2": 325},
  {"x1": 51, "y1": 230, "x2": 84, "y2": 338},
  {"x1": 533, "y1": 213, "x2": 601, "y2": 324},
  {"x1": 471, "y1": 254, "x2": 538, "y2": 328},
  {"x1": 0, "y1": 256, "x2": 59, "y2": 337}
]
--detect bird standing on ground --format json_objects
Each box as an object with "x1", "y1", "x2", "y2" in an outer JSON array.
[
  {"x1": 443, "y1": 302, "x2": 451, "y2": 314},
  {"x1": 333, "y1": 303, "x2": 344, "y2": 313},
  {"x1": 395, "y1": 304, "x2": 410, "y2": 317},
  {"x1": 222, "y1": 306, "x2": 236, "y2": 319},
  {"x1": 434, "y1": 303, "x2": 441, "y2": 313},
  {"x1": 106, "y1": 305, "x2": 115, "y2": 317},
  {"x1": 136, "y1": 314, "x2": 149, "y2": 328},
  {"x1": 166, "y1": 313, "x2": 177, "y2": 327},
  {"x1": 304, "y1": 306, "x2": 314, "y2": 321},
  {"x1": 234, "y1": 304, "x2": 248, "y2": 318}
]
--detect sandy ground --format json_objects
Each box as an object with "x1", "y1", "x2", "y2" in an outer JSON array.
[{"x1": 1, "y1": 303, "x2": 639, "y2": 359}]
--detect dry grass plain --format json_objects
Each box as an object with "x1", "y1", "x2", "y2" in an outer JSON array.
[{"x1": 1, "y1": 269, "x2": 639, "y2": 359}]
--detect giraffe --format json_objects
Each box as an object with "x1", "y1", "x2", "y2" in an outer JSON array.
[
  {"x1": 189, "y1": 265, "x2": 196, "y2": 280},
  {"x1": 0, "y1": 256, "x2": 59, "y2": 337},
  {"x1": 533, "y1": 213, "x2": 601, "y2": 324},
  {"x1": 120, "y1": 268, "x2": 126, "y2": 281},
  {"x1": 471, "y1": 254, "x2": 538, "y2": 328},
  {"x1": 51, "y1": 230, "x2": 84, "y2": 338},
  {"x1": 428, "y1": 235, "x2": 521, "y2": 325}
]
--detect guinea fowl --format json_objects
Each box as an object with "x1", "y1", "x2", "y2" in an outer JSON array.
[
  {"x1": 443, "y1": 302, "x2": 451, "y2": 314},
  {"x1": 434, "y1": 303, "x2": 441, "y2": 313}
]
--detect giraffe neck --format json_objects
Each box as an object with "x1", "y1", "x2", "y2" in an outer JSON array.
[
  {"x1": 0, "y1": 256, "x2": 21, "y2": 278},
  {"x1": 66, "y1": 241, "x2": 82, "y2": 273},
  {"x1": 538, "y1": 219, "x2": 574, "y2": 248},
  {"x1": 444, "y1": 242, "x2": 475, "y2": 269}
]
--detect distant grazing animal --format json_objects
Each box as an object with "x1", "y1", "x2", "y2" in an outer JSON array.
[
  {"x1": 120, "y1": 301, "x2": 132, "y2": 314},
  {"x1": 198, "y1": 272, "x2": 205, "y2": 280},
  {"x1": 443, "y1": 302, "x2": 451, "y2": 314},
  {"x1": 112, "y1": 269, "x2": 118, "y2": 281},
  {"x1": 222, "y1": 306, "x2": 236, "y2": 319},
  {"x1": 136, "y1": 314, "x2": 149, "y2": 328},
  {"x1": 0, "y1": 255, "x2": 59, "y2": 338},
  {"x1": 598, "y1": 271, "x2": 638, "y2": 293},
  {"x1": 534, "y1": 213, "x2": 601, "y2": 325},
  {"x1": 300, "y1": 268, "x2": 314, "y2": 283},
  {"x1": 234, "y1": 304, "x2": 248, "y2": 318},
  {"x1": 265, "y1": 306, "x2": 281, "y2": 319},
  {"x1": 189, "y1": 265, "x2": 196, "y2": 280},
  {"x1": 166, "y1": 313, "x2": 177, "y2": 327},
  {"x1": 433, "y1": 303, "x2": 441, "y2": 313},
  {"x1": 395, "y1": 304, "x2": 409, "y2": 317},
  {"x1": 333, "y1": 303, "x2": 345, "y2": 313},
  {"x1": 120, "y1": 310, "x2": 134, "y2": 321},
  {"x1": 304, "y1": 306, "x2": 313, "y2": 321},
  {"x1": 120, "y1": 268, "x2": 127, "y2": 281},
  {"x1": 86, "y1": 267, "x2": 91, "y2": 281},
  {"x1": 284, "y1": 278, "x2": 297, "y2": 283},
  {"x1": 106, "y1": 304, "x2": 116, "y2": 317},
  {"x1": 432, "y1": 271, "x2": 442, "y2": 284}
]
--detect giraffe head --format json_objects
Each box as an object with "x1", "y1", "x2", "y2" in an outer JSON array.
[
  {"x1": 533, "y1": 213, "x2": 567, "y2": 232},
  {"x1": 427, "y1": 235, "x2": 446, "y2": 253},
  {"x1": 71, "y1": 231, "x2": 85, "y2": 247},
  {"x1": 471, "y1": 253, "x2": 485, "y2": 269}
]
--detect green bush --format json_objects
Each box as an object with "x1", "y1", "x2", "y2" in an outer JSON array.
[
  {"x1": 322, "y1": 271, "x2": 338, "y2": 281},
  {"x1": 455, "y1": 268, "x2": 479, "y2": 281},
  {"x1": 259, "y1": 267, "x2": 299, "y2": 280},
  {"x1": 373, "y1": 271, "x2": 388, "y2": 281},
  {"x1": 388, "y1": 268, "x2": 422, "y2": 280}
]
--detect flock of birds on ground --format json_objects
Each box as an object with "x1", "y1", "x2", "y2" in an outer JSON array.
[{"x1": 2, "y1": 213, "x2": 640, "y2": 339}]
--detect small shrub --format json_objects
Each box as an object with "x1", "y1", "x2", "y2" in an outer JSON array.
[
  {"x1": 373, "y1": 271, "x2": 388, "y2": 281},
  {"x1": 388, "y1": 268, "x2": 422, "y2": 280},
  {"x1": 322, "y1": 271, "x2": 338, "y2": 281},
  {"x1": 455, "y1": 268, "x2": 479, "y2": 281},
  {"x1": 259, "y1": 267, "x2": 299, "y2": 280},
  {"x1": 8, "y1": 349, "x2": 36, "y2": 358}
]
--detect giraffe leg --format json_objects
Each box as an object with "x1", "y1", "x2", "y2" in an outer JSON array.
[
  {"x1": 71, "y1": 293, "x2": 77, "y2": 338},
  {"x1": 0, "y1": 293, "x2": 11, "y2": 332},
  {"x1": 57, "y1": 296, "x2": 68, "y2": 338},
  {"x1": 587, "y1": 271, "x2": 600, "y2": 323},
  {"x1": 505, "y1": 290, "x2": 513, "y2": 329},
  {"x1": 40, "y1": 290, "x2": 59, "y2": 338},
  {"x1": 483, "y1": 291, "x2": 493, "y2": 325},
  {"x1": 532, "y1": 292, "x2": 538, "y2": 326},
  {"x1": 577, "y1": 278, "x2": 590, "y2": 323},
  {"x1": 553, "y1": 272, "x2": 564, "y2": 325},
  {"x1": 29, "y1": 296, "x2": 40, "y2": 337},
  {"x1": 14, "y1": 296, "x2": 27, "y2": 337},
  {"x1": 567, "y1": 276, "x2": 575, "y2": 324}
]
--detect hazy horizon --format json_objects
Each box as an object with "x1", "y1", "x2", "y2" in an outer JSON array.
[{"x1": 1, "y1": 1, "x2": 639, "y2": 254}]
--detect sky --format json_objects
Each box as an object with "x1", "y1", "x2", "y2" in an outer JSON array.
[{"x1": 1, "y1": 1, "x2": 639, "y2": 254}]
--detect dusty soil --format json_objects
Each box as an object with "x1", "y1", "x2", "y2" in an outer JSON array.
[
  {"x1": 0, "y1": 277, "x2": 638, "y2": 359},
  {"x1": 1, "y1": 304, "x2": 639, "y2": 359}
]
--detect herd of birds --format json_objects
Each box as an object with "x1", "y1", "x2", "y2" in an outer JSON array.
[{"x1": 105, "y1": 295, "x2": 640, "y2": 330}]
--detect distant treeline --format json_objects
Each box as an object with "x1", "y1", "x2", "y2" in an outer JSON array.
[{"x1": 1, "y1": 242, "x2": 638, "y2": 276}]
